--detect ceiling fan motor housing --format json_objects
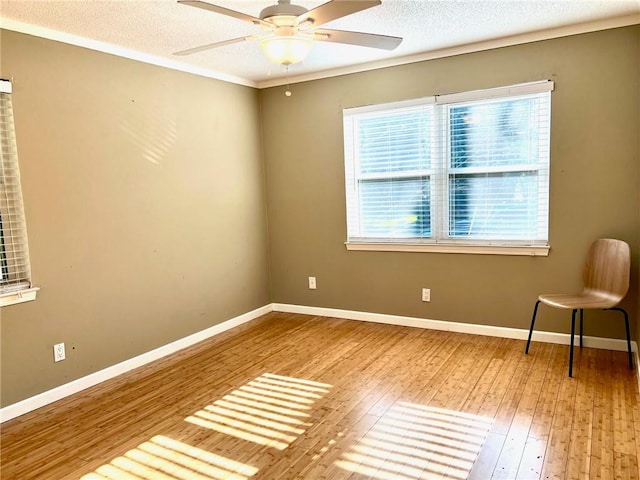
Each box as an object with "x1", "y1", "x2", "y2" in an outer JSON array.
[{"x1": 260, "y1": 0, "x2": 308, "y2": 25}]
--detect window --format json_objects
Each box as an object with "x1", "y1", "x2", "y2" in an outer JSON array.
[
  {"x1": 0, "y1": 79, "x2": 37, "y2": 306},
  {"x1": 343, "y1": 81, "x2": 553, "y2": 255}
]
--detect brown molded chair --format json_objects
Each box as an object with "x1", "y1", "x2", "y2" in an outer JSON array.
[{"x1": 525, "y1": 238, "x2": 633, "y2": 377}]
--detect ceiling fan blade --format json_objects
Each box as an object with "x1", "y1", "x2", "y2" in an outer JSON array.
[
  {"x1": 178, "y1": 0, "x2": 270, "y2": 28},
  {"x1": 314, "y1": 28, "x2": 402, "y2": 50},
  {"x1": 174, "y1": 36, "x2": 255, "y2": 56},
  {"x1": 297, "y1": 0, "x2": 381, "y2": 28}
]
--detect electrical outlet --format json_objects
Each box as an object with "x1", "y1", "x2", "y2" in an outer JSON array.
[
  {"x1": 308, "y1": 276, "x2": 317, "y2": 289},
  {"x1": 422, "y1": 288, "x2": 431, "y2": 302},
  {"x1": 53, "y1": 343, "x2": 65, "y2": 362}
]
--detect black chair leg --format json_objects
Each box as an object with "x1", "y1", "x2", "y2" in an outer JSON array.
[
  {"x1": 579, "y1": 309, "x2": 584, "y2": 348},
  {"x1": 606, "y1": 307, "x2": 633, "y2": 370},
  {"x1": 526, "y1": 300, "x2": 541, "y2": 354},
  {"x1": 569, "y1": 309, "x2": 577, "y2": 377}
]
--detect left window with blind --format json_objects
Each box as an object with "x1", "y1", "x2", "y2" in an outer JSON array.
[{"x1": 0, "y1": 80, "x2": 38, "y2": 306}]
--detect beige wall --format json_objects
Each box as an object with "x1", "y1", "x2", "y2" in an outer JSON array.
[
  {"x1": 261, "y1": 26, "x2": 640, "y2": 339},
  {"x1": 1, "y1": 25, "x2": 638, "y2": 408},
  {"x1": 0, "y1": 30, "x2": 270, "y2": 406}
]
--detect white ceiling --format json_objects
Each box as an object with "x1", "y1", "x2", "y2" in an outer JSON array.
[{"x1": 1, "y1": 0, "x2": 639, "y2": 88}]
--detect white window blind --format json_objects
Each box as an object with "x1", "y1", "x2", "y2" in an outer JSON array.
[
  {"x1": 343, "y1": 81, "x2": 553, "y2": 251},
  {"x1": 0, "y1": 80, "x2": 34, "y2": 300}
]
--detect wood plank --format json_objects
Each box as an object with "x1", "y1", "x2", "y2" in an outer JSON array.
[
  {"x1": 565, "y1": 346, "x2": 597, "y2": 480},
  {"x1": 492, "y1": 341, "x2": 553, "y2": 479}
]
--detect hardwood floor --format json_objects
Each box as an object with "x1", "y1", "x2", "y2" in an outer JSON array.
[{"x1": 2, "y1": 312, "x2": 639, "y2": 479}]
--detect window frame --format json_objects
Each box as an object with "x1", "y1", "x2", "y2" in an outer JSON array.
[{"x1": 343, "y1": 81, "x2": 553, "y2": 256}]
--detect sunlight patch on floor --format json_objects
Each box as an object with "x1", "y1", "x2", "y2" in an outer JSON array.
[
  {"x1": 185, "y1": 372, "x2": 332, "y2": 450},
  {"x1": 80, "y1": 373, "x2": 331, "y2": 480},
  {"x1": 335, "y1": 402, "x2": 493, "y2": 480},
  {"x1": 80, "y1": 435, "x2": 258, "y2": 480}
]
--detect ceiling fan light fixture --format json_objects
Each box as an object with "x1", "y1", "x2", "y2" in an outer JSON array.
[{"x1": 260, "y1": 35, "x2": 313, "y2": 65}]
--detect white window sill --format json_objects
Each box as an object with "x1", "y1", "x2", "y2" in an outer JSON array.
[
  {"x1": 345, "y1": 243, "x2": 550, "y2": 256},
  {"x1": 0, "y1": 287, "x2": 39, "y2": 307}
]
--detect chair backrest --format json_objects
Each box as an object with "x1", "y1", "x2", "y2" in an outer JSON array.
[{"x1": 583, "y1": 238, "x2": 630, "y2": 302}]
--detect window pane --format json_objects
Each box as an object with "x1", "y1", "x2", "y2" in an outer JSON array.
[
  {"x1": 450, "y1": 98, "x2": 541, "y2": 168},
  {"x1": 358, "y1": 109, "x2": 430, "y2": 174},
  {"x1": 359, "y1": 178, "x2": 430, "y2": 238},
  {"x1": 449, "y1": 172, "x2": 540, "y2": 239}
]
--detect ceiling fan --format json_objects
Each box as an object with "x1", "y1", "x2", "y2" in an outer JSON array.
[{"x1": 174, "y1": 0, "x2": 402, "y2": 66}]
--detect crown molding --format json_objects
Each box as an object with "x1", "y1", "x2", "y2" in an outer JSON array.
[
  {"x1": 258, "y1": 13, "x2": 640, "y2": 88},
  {"x1": 0, "y1": 18, "x2": 257, "y2": 88},
  {"x1": 2, "y1": 13, "x2": 638, "y2": 90}
]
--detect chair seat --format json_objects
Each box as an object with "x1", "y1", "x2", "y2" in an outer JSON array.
[{"x1": 538, "y1": 292, "x2": 618, "y2": 310}]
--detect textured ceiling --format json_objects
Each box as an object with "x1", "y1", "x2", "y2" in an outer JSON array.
[{"x1": 1, "y1": 0, "x2": 639, "y2": 87}]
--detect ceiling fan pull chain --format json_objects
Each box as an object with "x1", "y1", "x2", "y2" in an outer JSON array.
[{"x1": 285, "y1": 65, "x2": 292, "y2": 97}]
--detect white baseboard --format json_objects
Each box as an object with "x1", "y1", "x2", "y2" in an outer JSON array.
[
  {"x1": 2, "y1": 302, "x2": 637, "y2": 423},
  {"x1": 272, "y1": 303, "x2": 638, "y2": 353},
  {"x1": 0, "y1": 304, "x2": 272, "y2": 423}
]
